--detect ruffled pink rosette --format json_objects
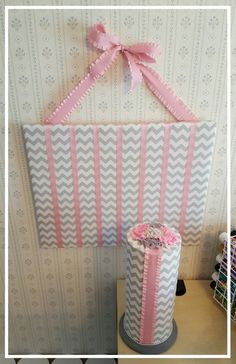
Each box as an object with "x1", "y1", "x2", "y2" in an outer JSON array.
[{"x1": 127, "y1": 222, "x2": 181, "y2": 251}]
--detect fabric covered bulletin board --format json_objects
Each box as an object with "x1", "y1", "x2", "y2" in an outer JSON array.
[{"x1": 23, "y1": 23, "x2": 216, "y2": 248}]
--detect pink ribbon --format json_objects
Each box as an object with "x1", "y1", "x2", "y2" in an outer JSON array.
[
  {"x1": 44, "y1": 23, "x2": 198, "y2": 125},
  {"x1": 139, "y1": 247, "x2": 162, "y2": 344}
]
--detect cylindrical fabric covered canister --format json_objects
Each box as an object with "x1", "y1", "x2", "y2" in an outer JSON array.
[{"x1": 119, "y1": 222, "x2": 181, "y2": 354}]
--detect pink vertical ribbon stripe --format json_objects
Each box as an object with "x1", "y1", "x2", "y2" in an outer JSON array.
[
  {"x1": 179, "y1": 123, "x2": 197, "y2": 234},
  {"x1": 44, "y1": 126, "x2": 63, "y2": 248},
  {"x1": 137, "y1": 124, "x2": 148, "y2": 223},
  {"x1": 69, "y1": 126, "x2": 82, "y2": 247},
  {"x1": 158, "y1": 124, "x2": 171, "y2": 223},
  {"x1": 116, "y1": 126, "x2": 123, "y2": 247},
  {"x1": 139, "y1": 248, "x2": 163, "y2": 344},
  {"x1": 93, "y1": 126, "x2": 103, "y2": 247}
]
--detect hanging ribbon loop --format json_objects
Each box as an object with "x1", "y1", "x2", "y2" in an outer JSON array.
[{"x1": 44, "y1": 23, "x2": 198, "y2": 125}]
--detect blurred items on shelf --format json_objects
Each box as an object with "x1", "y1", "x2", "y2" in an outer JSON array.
[{"x1": 210, "y1": 231, "x2": 236, "y2": 323}]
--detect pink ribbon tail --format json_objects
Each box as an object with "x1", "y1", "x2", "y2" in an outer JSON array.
[
  {"x1": 140, "y1": 65, "x2": 198, "y2": 122},
  {"x1": 45, "y1": 47, "x2": 120, "y2": 125}
]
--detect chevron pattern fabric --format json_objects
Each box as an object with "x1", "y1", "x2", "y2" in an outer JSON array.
[
  {"x1": 123, "y1": 228, "x2": 181, "y2": 346},
  {"x1": 99, "y1": 126, "x2": 117, "y2": 246},
  {"x1": 164, "y1": 123, "x2": 189, "y2": 230},
  {"x1": 121, "y1": 125, "x2": 142, "y2": 241},
  {"x1": 23, "y1": 126, "x2": 57, "y2": 248},
  {"x1": 142, "y1": 124, "x2": 164, "y2": 222},
  {"x1": 51, "y1": 127, "x2": 77, "y2": 248},
  {"x1": 123, "y1": 232, "x2": 181, "y2": 346},
  {"x1": 123, "y1": 241, "x2": 145, "y2": 342},
  {"x1": 75, "y1": 126, "x2": 97, "y2": 247},
  {"x1": 23, "y1": 121, "x2": 216, "y2": 248},
  {"x1": 182, "y1": 123, "x2": 217, "y2": 244},
  {"x1": 153, "y1": 245, "x2": 181, "y2": 344}
]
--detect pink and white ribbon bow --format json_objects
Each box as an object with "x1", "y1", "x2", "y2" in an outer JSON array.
[
  {"x1": 44, "y1": 23, "x2": 198, "y2": 125},
  {"x1": 88, "y1": 23, "x2": 160, "y2": 90}
]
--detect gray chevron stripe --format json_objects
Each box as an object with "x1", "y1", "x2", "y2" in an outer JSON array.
[
  {"x1": 124, "y1": 241, "x2": 144, "y2": 342},
  {"x1": 99, "y1": 126, "x2": 117, "y2": 246},
  {"x1": 23, "y1": 125, "x2": 57, "y2": 248},
  {"x1": 163, "y1": 123, "x2": 190, "y2": 231},
  {"x1": 23, "y1": 122, "x2": 216, "y2": 248},
  {"x1": 153, "y1": 245, "x2": 181, "y2": 344},
  {"x1": 75, "y1": 126, "x2": 97, "y2": 247},
  {"x1": 182, "y1": 122, "x2": 216, "y2": 245},
  {"x1": 51, "y1": 126, "x2": 77, "y2": 247},
  {"x1": 142, "y1": 124, "x2": 164, "y2": 221},
  {"x1": 121, "y1": 126, "x2": 142, "y2": 243}
]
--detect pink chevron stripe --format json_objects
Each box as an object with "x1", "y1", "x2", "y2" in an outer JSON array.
[
  {"x1": 179, "y1": 123, "x2": 197, "y2": 234},
  {"x1": 139, "y1": 247, "x2": 162, "y2": 344},
  {"x1": 137, "y1": 124, "x2": 148, "y2": 223},
  {"x1": 93, "y1": 126, "x2": 103, "y2": 247},
  {"x1": 158, "y1": 124, "x2": 171, "y2": 222},
  {"x1": 116, "y1": 126, "x2": 123, "y2": 247},
  {"x1": 69, "y1": 126, "x2": 82, "y2": 247},
  {"x1": 44, "y1": 126, "x2": 63, "y2": 248}
]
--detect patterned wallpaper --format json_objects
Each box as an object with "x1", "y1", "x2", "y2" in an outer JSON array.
[{"x1": 0, "y1": 0, "x2": 236, "y2": 356}]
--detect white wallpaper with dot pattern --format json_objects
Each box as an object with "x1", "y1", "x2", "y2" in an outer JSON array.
[{"x1": 0, "y1": 0, "x2": 236, "y2": 355}]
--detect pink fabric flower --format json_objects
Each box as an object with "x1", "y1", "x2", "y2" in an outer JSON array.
[
  {"x1": 131, "y1": 223, "x2": 150, "y2": 240},
  {"x1": 130, "y1": 223, "x2": 177, "y2": 246},
  {"x1": 160, "y1": 226, "x2": 177, "y2": 245}
]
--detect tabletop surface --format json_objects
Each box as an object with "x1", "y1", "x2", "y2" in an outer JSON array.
[{"x1": 117, "y1": 279, "x2": 235, "y2": 363}]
